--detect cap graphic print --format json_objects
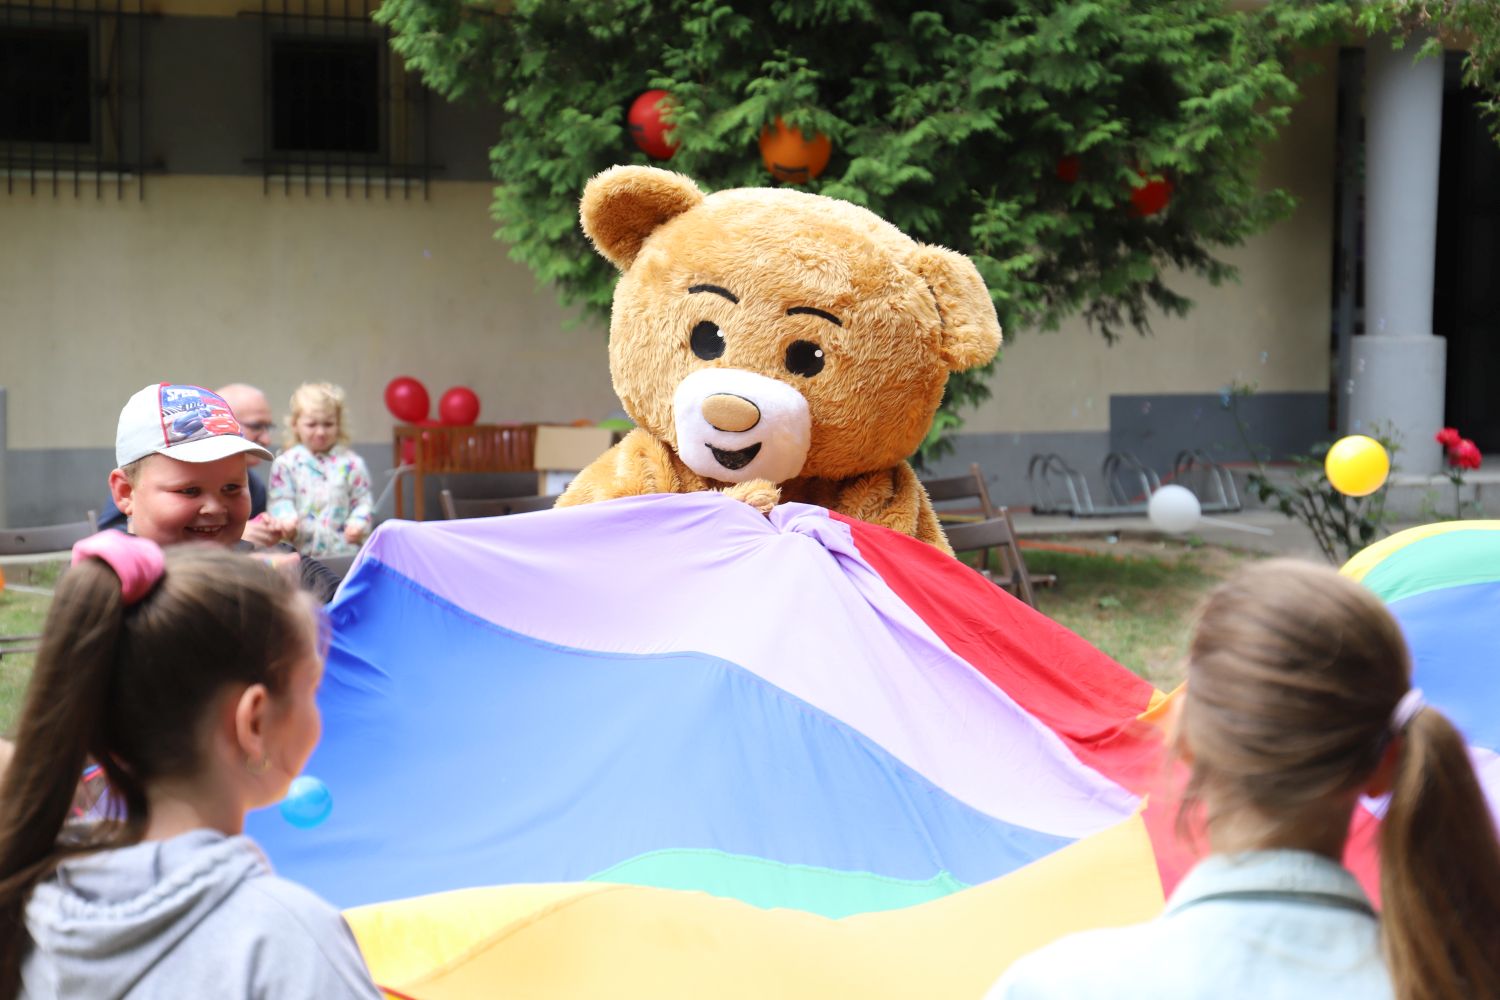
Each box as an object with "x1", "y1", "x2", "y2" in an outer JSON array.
[{"x1": 115, "y1": 383, "x2": 276, "y2": 468}]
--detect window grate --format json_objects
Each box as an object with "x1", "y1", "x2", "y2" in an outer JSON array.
[
  {"x1": 0, "y1": 0, "x2": 151, "y2": 200},
  {"x1": 245, "y1": 0, "x2": 440, "y2": 199}
]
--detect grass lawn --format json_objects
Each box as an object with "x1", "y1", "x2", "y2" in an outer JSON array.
[
  {"x1": 0, "y1": 536, "x2": 1256, "y2": 735},
  {"x1": 993, "y1": 536, "x2": 1263, "y2": 690}
]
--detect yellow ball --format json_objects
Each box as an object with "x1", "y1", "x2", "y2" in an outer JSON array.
[{"x1": 1325, "y1": 435, "x2": 1390, "y2": 497}]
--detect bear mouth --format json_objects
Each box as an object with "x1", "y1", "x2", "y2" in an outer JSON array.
[{"x1": 708, "y1": 442, "x2": 762, "y2": 471}]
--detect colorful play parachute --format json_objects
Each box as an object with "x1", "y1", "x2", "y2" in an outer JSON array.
[
  {"x1": 246, "y1": 500, "x2": 1498, "y2": 998},
  {"x1": 1342, "y1": 520, "x2": 1500, "y2": 828}
]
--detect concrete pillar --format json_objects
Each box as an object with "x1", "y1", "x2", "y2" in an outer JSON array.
[{"x1": 1352, "y1": 38, "x2": 1447, "y2": 474}]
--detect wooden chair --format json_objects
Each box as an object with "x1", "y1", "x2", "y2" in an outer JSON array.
[
  {"x1": 922, "y1": 463, "x2": 1001, "y2": 521},
  {"x1": 922, "y1": 464, "x2": 1054, "y2": 605},
  {"x1": 944, "y1": 511, "x2": 1041, "y2": 609},
  {"x1": 0, "y1": 513, "x2": 97, "y2": 658},
  {"x1": 0, "y1": 512, "x2": 99, "y2": 556},
  {"x1": 438, "y1": 490, "x2": 561, "y2": 520},
  {"x1": 0, "y1": 634, "x2": 41, "y2": 659},
  {"x1": 316, "y1": 554, "x2": 358, "y2": 583}
]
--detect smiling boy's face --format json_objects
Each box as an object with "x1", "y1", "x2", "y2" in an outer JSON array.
[{"x1": 109, "y1": 453, "x2": 250, "y2": 548}]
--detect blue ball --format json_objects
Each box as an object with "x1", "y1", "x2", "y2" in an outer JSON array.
[{"x1": 279, "y1": 775, "x2": 333, "y2": 829}]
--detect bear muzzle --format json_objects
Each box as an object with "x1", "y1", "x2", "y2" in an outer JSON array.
[{"x1": 673, "y1": 368, "x2": 812, "y2": 484}]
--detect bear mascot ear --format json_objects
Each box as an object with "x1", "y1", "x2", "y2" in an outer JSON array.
[
  {"x1": 906, "y1": 244, "x2": 1003, "y2": 372},
  {"x1": 580, "y1": 166, "x2": 707, "y2": 271}
]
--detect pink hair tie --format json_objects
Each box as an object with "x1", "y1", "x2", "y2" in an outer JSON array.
[{"x1": 71, "y1": 532, "x2": 165, "y2": 606}]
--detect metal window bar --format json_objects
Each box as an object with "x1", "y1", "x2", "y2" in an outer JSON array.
[
  {"x1": 0, "y1": 0, "x2": 150, "y2": 200},
  {"x1": 245, "y1": 0, "x2": 440, "y2": 199}
]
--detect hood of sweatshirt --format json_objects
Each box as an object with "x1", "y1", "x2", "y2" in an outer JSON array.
[{"x1": 24, "y1": 829, "x2": 265, "y2": 1000}]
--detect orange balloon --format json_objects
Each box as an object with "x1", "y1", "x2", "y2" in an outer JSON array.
[{"x1": 758, "y1": 118, "x2": 832, "y2": 184}]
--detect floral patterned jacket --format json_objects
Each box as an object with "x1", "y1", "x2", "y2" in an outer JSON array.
[{"x1": 268, "y1": 444, "x2": 374, "y2": 557}]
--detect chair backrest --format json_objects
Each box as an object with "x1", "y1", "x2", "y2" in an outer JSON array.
[
  {"x1": 942, "y1": 509, "x2": 1037, "y2": 608},
  {"x1": 920, "y1": 463, "x2": 999, "y2": 518},
  {"x1": 0, "y1": 511, "x2": 99, "y2": 556},
  {"x1": 317, "y1": 552, "x2": 355, "y2": 576},
  {"x1": 439, "y1": 490, "x2": 560, "y2": 520}
]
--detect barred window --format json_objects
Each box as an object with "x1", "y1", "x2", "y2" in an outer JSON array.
[
  {"x1": 271, "y1": 37, "x2": 381, "y2": 155},
  {"x1": 0, "y1": 2, "x2": 148, "y2": 199},
  {"x1": 0, "y1": 26, "x2": 91, "y2": 145}
]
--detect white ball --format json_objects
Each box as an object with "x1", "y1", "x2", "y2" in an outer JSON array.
[{"x1": 1148, "y1": 485, "x2": 1202, "y2": 534}]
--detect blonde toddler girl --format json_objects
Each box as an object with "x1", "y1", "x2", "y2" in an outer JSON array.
[{"x1": 268, "y1": 383, "x2": 374, "y2": 558}]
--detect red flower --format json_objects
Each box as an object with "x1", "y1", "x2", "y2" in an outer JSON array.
[
  {"x1": 1452, "y1": 438, "x2": 1483, "y2": 471},
  {"x1": 1436, "y1": 427, "x2": 1461, "y2": 449}
]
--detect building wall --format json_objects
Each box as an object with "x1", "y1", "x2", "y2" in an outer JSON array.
[
  {"x1": 0, "y1": 14, "x2": 1340, "y2": 521},
  {"x1": 0, "y1": 174, "x2": 616, "y2": 525},
  {"x1": 0, "y1": 6, "x2": 618, "y2": 526}
]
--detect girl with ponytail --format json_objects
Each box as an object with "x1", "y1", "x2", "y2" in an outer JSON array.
[
  {"x1": 990, "y1": 559, "x2": 1500, "y2": 999},
  {"x1": 0, "y1": 533, "x2": 380, "y2": 999}
]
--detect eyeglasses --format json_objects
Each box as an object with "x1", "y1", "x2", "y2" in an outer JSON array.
[{"x1": 241, "y1": 421, "x2": 275, "y2": 434}]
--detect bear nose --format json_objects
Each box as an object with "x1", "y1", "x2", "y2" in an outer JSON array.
[{"x1": 701, "y1": 393, "x2": 761, "y2": 433}]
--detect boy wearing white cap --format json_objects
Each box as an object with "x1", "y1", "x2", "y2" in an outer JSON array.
[
  {"x1": 106, "y1": 383, "x2": 342, "y2": 602},
  {"x1": 107, "y1": 384, "x2": 275, "y2": 548}
]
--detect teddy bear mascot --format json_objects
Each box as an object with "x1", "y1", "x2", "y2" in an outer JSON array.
[{"x1": 556, "y1": 165, "x2": 1002, "y2": 553}]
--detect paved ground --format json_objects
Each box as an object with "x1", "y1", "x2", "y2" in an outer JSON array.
[{"x1": 1008, "y1": 506, "x2": 1415, "y2": 561}]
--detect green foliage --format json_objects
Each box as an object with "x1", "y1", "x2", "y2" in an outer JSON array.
[
  {"x1": 1224, "y1": 380, "x2": 1399, "y2": 564},
  {"x1": 1352, "y1": 0, "x2": 1500, "y2": 141},
  {"x1": 376, "y1": 0, "x2": 1344, "y2": 457}
]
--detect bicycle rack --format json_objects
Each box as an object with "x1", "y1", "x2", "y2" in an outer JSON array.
[
  {"x1": 1027, "y1": 452, "x2": 1094, "y2": 515},
  {"x1": 1172, "y1": 449, "x2": 1242, "y2": 513},
  {"x1": 1102, "y1": 452, "x2": 1161, "y2": 511},
  {"x1": 1029, "y1": 451, "x2": 1169, "y2": 517}
]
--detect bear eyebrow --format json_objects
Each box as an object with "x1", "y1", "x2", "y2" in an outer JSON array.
[
  {"x1": 687, "y1": 284, "x2": 739, "y2": 304},
  {"x1": 786, "y1": 306, "x2": 843, "y2": 327}
]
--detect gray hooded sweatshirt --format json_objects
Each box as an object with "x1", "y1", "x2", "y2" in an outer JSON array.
[{"x1": 21, "y1": 828, "x2": 382, "y2": 1000}]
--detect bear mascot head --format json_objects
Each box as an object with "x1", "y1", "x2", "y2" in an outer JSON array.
[{"x1": 554, "y1": 165, "x2": 1002, "y2": 552}]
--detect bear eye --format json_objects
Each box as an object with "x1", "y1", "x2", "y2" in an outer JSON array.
[
  {"x1": 785, "y1": 339, "x2": 825, "y2": 378},
  {"x1": 690, "y1": 321, "x2": 726, "y2": 360}
]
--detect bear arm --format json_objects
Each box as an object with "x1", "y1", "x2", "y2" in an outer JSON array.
[
  {"x1": 555, "y1": 429, "x2": 714, "y2": 507},
  {"x1": 722, "y1": 478, "x2": 781, "y2": 515},
  {"x1": 834, "y1": 464, "x2": 953, "y2": 555}
]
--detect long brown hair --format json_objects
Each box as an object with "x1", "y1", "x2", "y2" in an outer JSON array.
[
  {"x1": 1179, "y1": 559, "x2": 1500, "y2": 1000},
  {"x1": 0, "y1": 546, "x2": 310, "y2": 996}
]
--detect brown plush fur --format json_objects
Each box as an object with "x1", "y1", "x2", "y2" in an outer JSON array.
[{"x1": 560, "y1": 165, "x2": 1001, "y2": 552}]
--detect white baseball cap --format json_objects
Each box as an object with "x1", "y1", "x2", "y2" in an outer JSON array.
[{"x1": 116, "y1": 383, "x2": 276, "y2": 468}]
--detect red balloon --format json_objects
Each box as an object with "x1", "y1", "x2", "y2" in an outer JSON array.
[
  {"x1": 1129, "y1": 173, "x2": 1173, "y2": 217},
  {"x1": 384, "y1": 376, "x2": 430, "y2": 423},
  {"x1": 1055, "y1": 155, "x2": 1080, "y2": 183},
  {"x1": 628, "y1": 90, "x2": 678, "y2": 160},
  {"x1": 438, "y1": 386, "x2": 481, "y2": 426}
]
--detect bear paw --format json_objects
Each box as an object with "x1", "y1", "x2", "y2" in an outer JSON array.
[{"x1": 723, "y1": 479, "x2": 780, "y2": 516}]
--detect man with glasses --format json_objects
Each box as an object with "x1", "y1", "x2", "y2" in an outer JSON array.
[{"x1": 97, "y1": 382, "x2": 281, "y2": 546}]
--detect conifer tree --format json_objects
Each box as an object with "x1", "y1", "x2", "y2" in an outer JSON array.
[{"x1": 376, "y1": 0, "x2": 1342, "y2": 459}]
